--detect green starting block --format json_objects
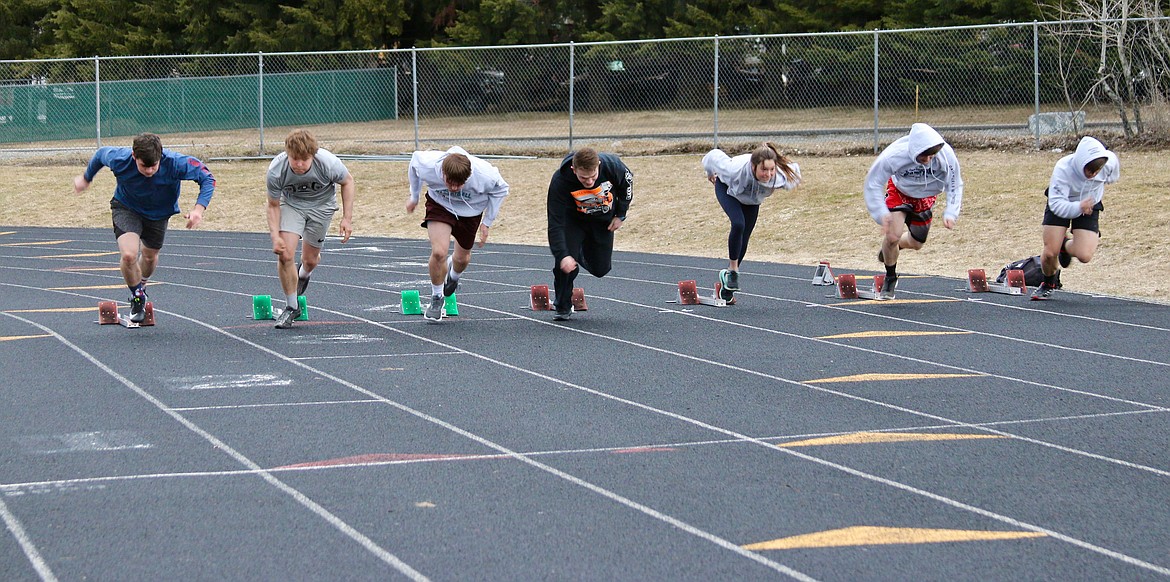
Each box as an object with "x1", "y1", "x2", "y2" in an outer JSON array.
[
  {"x1": 399, "y1": 291, "x2": 458, "y2": 316},
  {"x1": 252, "y1": 294, "x2": 308, "y2": 320}
]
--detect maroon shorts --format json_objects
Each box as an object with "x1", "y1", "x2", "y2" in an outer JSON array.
[
  {"x1": 423, "y1": 196, "x2": 483, "y2": 251},
  {"x1": 885, "y1": 178, "x2": 936, "y2": 243}
]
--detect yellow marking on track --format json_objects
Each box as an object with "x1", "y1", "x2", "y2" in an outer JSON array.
[
  {"x1": 0, "y1": 240, "x2": 71, "y2": 247},
  {"x1": 807, "y1": 373, "x2": 980, "y2": 383},
  {"x1": 819, "y1": 330, "x2": 970, "y2": 339},
  {"x1": 0, "y1": 231, "x2": 15, "y2": 236},
  {"x1": 5, "y1": 307, "x2": 97, "y2": 313},
  {"x1": 35, "y1": 251, "x2": 118, "y2": 259},
  {"x1": 0, "y1": 334, "x2": 52, "y2": 342},
  {"x1": 835, "y1": 298, "x2": 960, "y2": 306},
  {"x1": 48, "y1": 282, "x2": 160, "y2": 291},
  {"x1": 55, "y1": 266, "x2": 121, "y2": 272},
  {"x1": 743, "y1": 526, "x2": 1046, "y2": 550},
  {"x1": 777, "y1": 431, "x2": 1004, "y2": 448}
]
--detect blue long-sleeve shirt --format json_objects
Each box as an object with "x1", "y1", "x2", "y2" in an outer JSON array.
[{"x1": 84, "y1": 147, "x2": 216, "y2": 221}]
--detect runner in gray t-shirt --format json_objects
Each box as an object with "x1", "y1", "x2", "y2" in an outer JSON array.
[{"x1": 265, "y1": 129, "x2": 355, "y2": 329}]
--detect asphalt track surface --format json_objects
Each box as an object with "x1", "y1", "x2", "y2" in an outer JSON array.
[{"x1": 2, "y1": 225, "x2": 1169, "y2": 581}]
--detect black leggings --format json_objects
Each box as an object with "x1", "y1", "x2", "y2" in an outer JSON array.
[
  {"x1": 714, "y1": 179, "x2": 760, "y2": 263},
  {"x1": 552, "y1": 218, "x2": 613, "y2": 310}
]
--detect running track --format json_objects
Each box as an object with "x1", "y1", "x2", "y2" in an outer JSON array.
[{"x1": 1, "y1": 226, "x2": 1169, "y2": 581}]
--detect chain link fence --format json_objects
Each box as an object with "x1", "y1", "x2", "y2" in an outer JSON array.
[{"x1": 1, "y1": 18, "x2": 1166, "y2": 159}]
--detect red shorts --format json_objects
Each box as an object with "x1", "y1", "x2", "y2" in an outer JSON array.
[
  {"x1": 885, "y1": 178, "x2": 936, "y2": 226},
  {"x1": 422, "y1": 195, "x2": 483, "y2": 251}
]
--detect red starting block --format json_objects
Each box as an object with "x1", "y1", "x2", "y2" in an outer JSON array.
[
  {"x1": 530, "y1": 286, "x2": 588, "y2": 311},
  {"x1": 967, "y1": 268, "x2": 1026, "y2": 295},
  {"x1": 98, "y1": 300, "x2": 155, "y2": 328},
  {"x1": 675, "y1": 280, "x2": 733, "y2": 307},
  {"x1": 836, "y1": 274, "x2": 886, "y2": 300}
]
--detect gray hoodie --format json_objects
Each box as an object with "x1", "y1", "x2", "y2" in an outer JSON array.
[
  {"x1": 702, "y1": 149, "x2": 801, "y2": 205},
  {"x1": 863, "y1": 123, "x2": 963, "y2": 224},
  {"x1": 1046, "y1": 136, "x2": 1120, "y2": 219}
]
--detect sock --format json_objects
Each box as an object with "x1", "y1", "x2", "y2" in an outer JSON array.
[
  {"x1": 130, "y1": 281, "x2": 146, "y2": 298},
  {"x1": 1045, "y1": 271, "x2": 1060, "y2": 286},
  {"x1": 885, "y1": 264, "x2": 897, "y2": 277},
  {"x1": 298, "y1": 265, "x2": 310, "y2": 279},
  {"x1": 287, "y1": 294, "x2": 298, "y2": 308},
  {"x1": 431, "y1": 284, "x2": 443, "y2": 297},
  {"x1": 448, "y1": 263, "x2": 461, "y2": 281}
]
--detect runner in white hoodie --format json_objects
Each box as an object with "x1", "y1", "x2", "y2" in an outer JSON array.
[
  {"x1": 407, "y1": 146, "x2": 510, "y2": 322},
  {"x1": 702, "y1": 143, "x2": 801, "y2": 300},
  {"x1": 1030, "y1": 136, "x2": 1119, "y2": 300},
  {"x1": 863, "y1": 123, "x2": 963, "y2": 299}
]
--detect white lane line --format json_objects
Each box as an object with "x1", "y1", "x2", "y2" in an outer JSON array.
[{"x1": 0, "y1": 496, "x2": 58, "y2": 581}]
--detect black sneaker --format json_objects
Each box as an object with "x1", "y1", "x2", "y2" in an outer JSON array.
[
  {"x1": 424, "y1": 294, "x2": 445, "y2": 322},
  {"x1": 274, "y1": 305, "x2": 300, "y2": 328},
  {"x1": 443, "y1": 257, "x2": 459, "y2": 297},
  {"x1": 129, "y1": 293, "x2": 147, "y2": 323},
  {"x1": 1030, "y1": 283, "x2": 1056, "y2": 301},
  {"x1": 725, "y1": 270, "x2": 740, "y2": 291},
  {"x1": 878, "y1": 274, "x2": 897, "y2": 300},
  {"x1": 296, "y1": 264, "x2": 311, "y2": 296},
  {"x1": 1058, "y1": 241, "x2": 1072, "y2": 269},
  {"x1": 553, "y1": 306, "x2": 573, "y2": 321},
  {"x1": 877, "y1": 249, "x2": 885, "y2": 264}
]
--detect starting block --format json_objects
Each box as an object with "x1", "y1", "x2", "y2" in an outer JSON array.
[
  {"x1": 400, "y1": 290, "x2": 458, "y2": 316},
  {"x1": 98, "y1": 300, "x2": 155, "y2": 328},
  {"x1": 676, "y1": 280, "x2": 733, "y2": 307},
  {"x1": 529, "y1": 286, "x2": 588, "y2": 311},
  {"x1": 967, "y1": 268, "x2": 1026, "y2": 295},
  {"x1": 252, "y1": 295, "x2": 308, "y2": 320},
  {"x1": 836, "y1": 273, "x2": 888, "y2": 300},
  {"x1": 812, "y1": 261, "x2": 835, "y2": 286}
]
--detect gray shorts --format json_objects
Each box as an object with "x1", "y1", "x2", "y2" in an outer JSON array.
[
  {"x1": 279, "y1": 203, "x2": 336, "y2": 249},
  {"x1": 111, "y1": 198, "x2": 168, "y2": 249}
]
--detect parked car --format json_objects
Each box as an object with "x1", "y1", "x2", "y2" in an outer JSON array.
[{"x1": 393, "y1": 59, "x2": 505, "y2": 116}]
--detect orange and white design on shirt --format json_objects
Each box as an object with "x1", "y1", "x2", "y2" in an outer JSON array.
[{"x1": 571, "y1": 181, "x2": 614, "y2": 215}]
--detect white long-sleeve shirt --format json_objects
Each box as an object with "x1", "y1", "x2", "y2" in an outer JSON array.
[
  {"x1": 1046, "y1": 136, "x2": 1120, "y2": 219},
  {"x1": 702, "y1": 149, "x2": 800, "y2": 205},
  {"x1": 408, "y1": 146, "x2": 510, "y2": 227},
  {"x1": 863, "y1": 123, "x2": 963, "y2": 224}
]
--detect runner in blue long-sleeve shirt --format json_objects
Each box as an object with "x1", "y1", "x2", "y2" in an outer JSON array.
[{"x1": 73, "y1": 133, "x2": 216, "y2": 323}]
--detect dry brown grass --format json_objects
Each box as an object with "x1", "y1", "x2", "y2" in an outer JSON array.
[{"x1": 4, "y1": 144, "x2": 1166, "y2": 303}]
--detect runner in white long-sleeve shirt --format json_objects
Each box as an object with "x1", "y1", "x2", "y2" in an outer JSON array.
[{"x1": 406, "y1": 146, "x2": 510, "y2": 322}]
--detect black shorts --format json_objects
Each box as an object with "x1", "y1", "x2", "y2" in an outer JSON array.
[
  {"x1": 111, "y1": 199, "x2": 168, "y2": 249},
  {"x1": 1041, "y1": 189, "x2": 1103, "y2": 233}
]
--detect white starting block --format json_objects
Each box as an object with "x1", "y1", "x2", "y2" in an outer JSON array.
[
  {"x1": 676, "y1": 279, "x2": 733, "y2": 307},
  {"x1": 811, "y1": 261, "x2": 835, "y2": 286},
  {"x1": 836, "y1": 273, "x2": 889, "y2": 300},
  {"x1": 967, "y1": 268, "x2": 1027, "y2": 295}
]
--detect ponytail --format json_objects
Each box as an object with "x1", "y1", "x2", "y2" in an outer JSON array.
[{"x1": 751, "y1": 142, "x2": 799, "y2": 183}]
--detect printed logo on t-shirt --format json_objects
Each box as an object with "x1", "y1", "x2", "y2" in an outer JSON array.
[{"x1": 572, "y1": 181, "x2": 614, "y2": 215}]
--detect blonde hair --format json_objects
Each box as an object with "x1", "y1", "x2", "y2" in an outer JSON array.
[
  {"x1": 284, "y1": 129, "x2": 318, "y2": 159},
  {"x1": 750, "y1": 142, "x2": 798, "y2": 182}
]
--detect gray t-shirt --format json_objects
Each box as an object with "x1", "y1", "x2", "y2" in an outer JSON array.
[{"x1": 266, "y1": 148, "x2": 350, "y2": 211}]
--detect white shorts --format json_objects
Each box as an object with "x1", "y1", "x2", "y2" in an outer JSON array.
[{"x1": 279, "y1": 203, "x2": 336, "y2": 249}]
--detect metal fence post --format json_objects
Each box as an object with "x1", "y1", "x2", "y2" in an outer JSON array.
[
  {"x1": 411, "y1": 48, "x2": 419, "y2": 151},
  {"x1": 873, "y1": 30, "x2": 881, "y2": 153},
  {"x1": 1033, "y1": 21, "x2": 1041, "y2": 148},
  {"x1": 568, "y1": 42, "x2": 575, "y2": 152},
  {"x1": 94, "y1": 56, "x2": 102, "y2": 147},
  {"x1": 713, "y1": 35, "x2": 720, "y2": 148},
  {"x1": 258, "y1": 52, "x2": 265, "y2": 155}
]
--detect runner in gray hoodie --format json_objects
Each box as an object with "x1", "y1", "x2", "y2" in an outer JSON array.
[
  {"x1": 702, "y1": 143, "x2": 801, "y2": 299},
  {"x1": 863, "y1": 123, "x2": 963, "y2": 299},
  {"x1": 1030, "y1": 136, "x2": 1120, "y2": 300},
  {"x1": 407, "y1": 146, "x2": 510, "y2": 322}
]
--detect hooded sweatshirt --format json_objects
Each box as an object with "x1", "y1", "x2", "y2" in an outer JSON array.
[
  {"x1": 702, "y1": 149, "x2": 801, "y2": 205},
  {"x1": 1046, "y1": 136, "x2": 1120, "y2": 219},
  {"x1": 408, "y1": 146, "x2": 510, "y2": 227},
  {"x1": 863, "y1": 123, "x2": 963, "y2": 225}
]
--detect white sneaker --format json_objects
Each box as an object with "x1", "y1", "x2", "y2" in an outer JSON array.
[{"x1": 424, "y1": 294, "x2": 445, "y2": 322}]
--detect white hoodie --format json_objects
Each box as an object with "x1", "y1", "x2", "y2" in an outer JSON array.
[
  {"x1": 408, "y1": 146, "x2": 510, "y2": 226},
  {"x1": 1046, "y1": 136, "x2": 1120, "y2": 219},
  {"x1": 702, "y1": 149, "x2": 801, "y2": 205},
  {"x1": 863, "y1": 123, "x2": 963, "y2": 225}
]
